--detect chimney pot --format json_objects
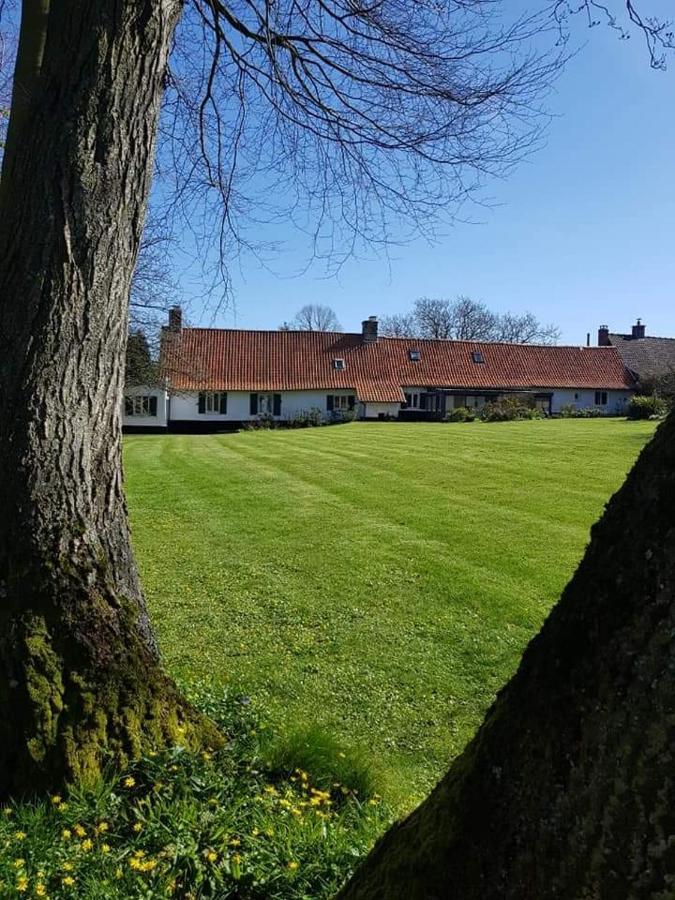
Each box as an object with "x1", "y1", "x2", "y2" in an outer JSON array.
[
  {"x1": 598, "y1": 325, "x2": 610, "y2": 346},
  {"x1": 631, "y1": 318, "x2": 646, "y2": 340},
  {"x1": 168, "y1": 306, "x2": 182, "y2": 331},
  {"x1": 362, "y1": 316, "x2": 378, "y2": 343}
]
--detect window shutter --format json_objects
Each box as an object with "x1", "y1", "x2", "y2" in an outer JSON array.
[
  {"x1": 219, "y1": 392, "x2": 228, "y2": 414},
  {"x1": 273, "y1": 394, "x2": 282, "y2": 416},
  {"x1": 250, "y1": 393, "x2": 258, "y2": 415},
  {"x1": 149, "y1": 396, "x2": 158, "y2": 417},
  {"x1": 198, "y1": 392, "x2": 206, "y2": 414},
  {"x1": 348, "y1": 396, "x2": 355, "y2": 410},
  {"x1": 327, "y1": 395, "x2": 334, "y2": 411}
]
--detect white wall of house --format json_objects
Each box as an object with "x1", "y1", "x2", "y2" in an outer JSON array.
[
  {"x1": 123, "y1": 385, "x2": 168, "y2": 428},
  {"x1": 362, "y1": 401, "x2": 401, "y2": 419},
  {"x1": 169, "y1": 389, "x2": 356, "y2": 422},
  {"x1": 550, "y1": 388, "x2": 632, "y2": 414}
]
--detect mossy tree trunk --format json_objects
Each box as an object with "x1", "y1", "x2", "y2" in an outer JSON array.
[
  {"x1": 341, "y1": 412, "x2": 675, "y2": 899},
  {"x1": 0, "y1": 0, "x2": 220, "y2": 798}
]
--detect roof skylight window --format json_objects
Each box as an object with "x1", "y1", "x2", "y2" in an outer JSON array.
[
  {"x1": 333, "y1": 358, "x2": 346, "y2": 370},
  {"x1": 409, "y1": 349, "x2": 421, "y2": 361},
  {"x1": 471, "y1": 351, "x2": 485, "y2": 364}
]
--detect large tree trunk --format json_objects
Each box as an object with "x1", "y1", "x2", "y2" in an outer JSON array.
[
  {"x1": 0, "y1": 0, "x2": 220, "y2": 797},
  {"x1": 340, "y1": 413, "x2": 675, "y2": 899}
]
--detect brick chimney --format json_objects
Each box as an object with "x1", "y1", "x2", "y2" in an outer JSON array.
[
  {"x1": 361, "y1": 316, "x2": 378, "y2": 343},
  {"x1": 168, "y1": 306, "x2": 182, "y2": 331},
  {"x1": 631, "y1": 318, "x2": 645, "y2": 340},
  {"x1": 598, "y1": 325, "x2": 610, "y2": 346}
]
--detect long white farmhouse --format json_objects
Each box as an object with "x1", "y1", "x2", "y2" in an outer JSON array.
[{"x1": 123, "y1": 308, "x2": 634, "y2": 429}]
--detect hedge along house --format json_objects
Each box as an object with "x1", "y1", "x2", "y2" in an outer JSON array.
[{"x1": 122, "y1": 308, "x2": 634, "y2": 430}]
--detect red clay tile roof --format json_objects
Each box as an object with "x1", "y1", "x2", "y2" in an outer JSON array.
[{"x1": 161, "y1": 328, "x2": 634, "y2": 402}]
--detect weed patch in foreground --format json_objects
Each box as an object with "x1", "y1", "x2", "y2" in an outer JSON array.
[{"x1": 0, "y1": 685, "x2": 389, "y2": 899}]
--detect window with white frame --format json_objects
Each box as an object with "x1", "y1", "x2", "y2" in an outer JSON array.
[
  {"x1": 259, "y1": 393, "x2": 274, "y2": 414},
  {"x1": 124, "y1": 395, "x2": 157, "y2": 417},
  {"x1": 404, "y1": 393, "x2": 420, "y2": 408},
  {"x1": 327, "y1": 394, "x2": 355, "y2": 411},
  {"x1": 333, "y1": 358, "x2": 346, "y2": 371},
  {"x1": 198, "y1": 391, "x2": 227, "y2": 414},
  {"x1": 595, "y1": 391, "x2": 608, "y2": 406}
]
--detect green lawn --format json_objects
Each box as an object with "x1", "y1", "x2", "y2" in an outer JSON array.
[{"x1": 124, "y1": 419, "x2": 655, "y2": 806}]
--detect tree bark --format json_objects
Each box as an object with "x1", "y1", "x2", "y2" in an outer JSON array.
[
  {"x1": 340, "y1": 413, "x2": 675, "y2": 899},
  {"x1": 0, "y1": 0, "x2": 220, "y2": 797}
]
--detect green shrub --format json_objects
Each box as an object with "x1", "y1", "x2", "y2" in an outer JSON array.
[
  {"x1": 480, "y1": 397, "x2": 543, "y2": 422},
  {"x1": 445, "y1": 406, "x2": 476, "y2": 423},
  {"x1": 0, "y1": 685, "x2": 390, "y2": 899},
  {"x1": 558, "y1": 404, "x2": 605, "y2": 419},
  {"x1": 627, "y1": 395, "x2": 668, "y2": 420},
  {"x1": 244, "y1": 413, "x2": 277, "y2": 430},
  {"x1": 286, "y1": 408, "x2": 325, "y2": 428}
]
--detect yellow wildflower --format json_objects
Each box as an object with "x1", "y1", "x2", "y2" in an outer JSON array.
[
  {"x1": 287, "y1": 860, "x2": 299, "y2": 871},
  {"x1": 57, "y1": 802, "x2": 68, "y2": 813},
  {"x1": 13, "y1": 859, "x2": 25, "y2": 869},
  {"x1": 96, "y1": 821, "x2": 109, "y2": 833},
  {"x1": 61, "y1": 829, "x2": 72, "y2": 840},
  {"x1": 101, "y1": 843, "x2": 111, "y2": 854},
  {"x1": 228, "y1": 837, "x2": 240, "y2": 847},
  {"x1": 73, "y1": 824, "x2": 86, "y2": 838},
  {"x1": 205, "y1": 850, "x2": 217, "y2": 863},
  {"x1": 3, "y1": 807, "x2": 13, "y2": 816},
  {"x1": 202, "y1": 751, "x2": 212, "y2": 761},
  {"x1": 62, "y1": 876, "x2": 75, "y2": 887},
  {"x1": 14, "y1": 831, "x2": 27, "y2": 841},
  {"x1": 251, "y1": 828, "x2": 259, "y2": 836},
  {"x1": 115, "y1": 868, "x2": 123, "y2": 880},
  {"x1": 231, "y1": 852, "x2": 242, "y2": 864},
  {"x1": 132, "y1": 822, "x2": 142, "y2": 833},
  {"x1": 134, "y1": 850, "x2": 146, "y2": 858},
  {"x1": 51, "y1": 794, "x2": 62, "y2": 805},
  {"x1": 62, "y1": 863, "x2": 74, "y2": 872},
  {"x1": 123, "y1": 776, "x2": 136, "y2": 788},
  {"x1": 16, "y1": 877, "x2": 28, "y2": 893},
  {"x1": 35, "y1": 882, "x2": 47, "y2": 897},
  {"x1": 81, "y1": 838, "x2": 93, "y2": 852}
]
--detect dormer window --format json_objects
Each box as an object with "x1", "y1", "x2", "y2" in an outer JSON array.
[
  {"x1": 471, "y1": 351, "x2": 485, "y2": 364},
  {"x1": 409, "y1": 349, "x2": 421, "y2": 361},
  {"x1": 333, "y1": 358, "x2": 346, "y2": 371}
]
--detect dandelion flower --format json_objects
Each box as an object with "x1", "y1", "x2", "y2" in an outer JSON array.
[
  {"x1": 132, "y1": 822, "x2": 142, "y2": 833},
  {"x1": 35, "y1": 882, "x2": 47, "y2": 896},
  {"x1": 61, "y1": 829, "x2": 72, "y2": 840},
  {"x1": 81, "y1": 838, "x2": 93, "y2": 852},
  {"x1": 96, "y1": 821, "x2": 109, "y2": 833},
  {"x1": 62, "y1": 863, "x2": 74, "y2": 872},
  {"x1": 14, "y1": 831, "x2": 27, "y2": 841},
  {"x1": 51, "y1": 794, "x2": 62, "y2": 805},
  {"x1": 16, "y1": 877, "x2": 29, "y2": 893},
  {"x1": 123, "y1": 776, "x2": 136, "y2": 788},
  {"x1": 287, "y1": 861, "x2": 299, "y2": 871},
  {"x1": 206, "y1": 850, "x2": 218, "y2": 863},
  {"x1": 13, "y1": 859, "x2": 25, "y2": 869},
  {"x1": 74, "y1": 825, "x2": 86, "y2": 838},
  {"x1": 101, "y1": 843, "x2": 111, "y2": 854},
  {"x1": 62, "y1": 876, "x2": 75, "y2": 887}
]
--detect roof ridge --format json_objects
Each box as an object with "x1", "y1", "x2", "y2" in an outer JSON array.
[{"x1": 171, "y1": 325, "x2": 621, "y2": 351}]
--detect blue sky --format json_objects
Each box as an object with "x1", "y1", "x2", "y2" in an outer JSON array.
[{"x1": 175, "y1": 5, "x2": 675, "y2": 345}]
